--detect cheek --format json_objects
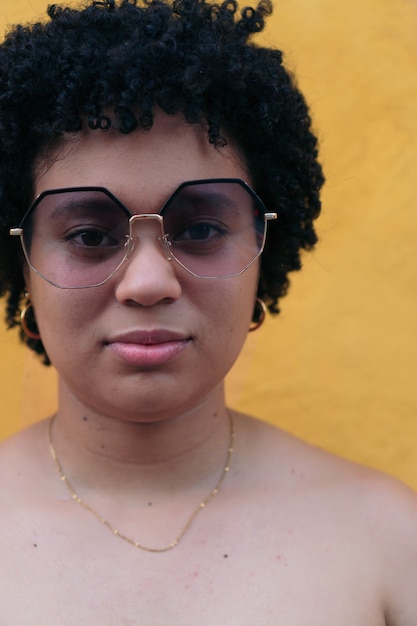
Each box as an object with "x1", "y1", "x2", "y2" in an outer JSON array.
[
  {"x1": 192, "y1": 271, "x2": 258, "y2": 345},
  {"x1": 207, "y1": 284, "x2": 256, "y2": 377},
  {"x1": 30, "y1": 284, "x2": 102, "y2": 353}
]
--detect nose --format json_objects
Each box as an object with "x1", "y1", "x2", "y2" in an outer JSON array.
[{"x1": 114, "y1": 216, "x2": 182, "y2": 307}]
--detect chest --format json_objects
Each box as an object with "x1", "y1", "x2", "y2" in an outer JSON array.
[{"x1": 0, "y1": 512, "x2": 385, "y2": 626}]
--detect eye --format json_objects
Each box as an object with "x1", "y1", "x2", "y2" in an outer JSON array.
[
  {"x1": 65, "y1": 227, "x2": 121, "y2": 248},
  {"x1": 172, "y1": 221, "x2": 228, "y2": 243}
]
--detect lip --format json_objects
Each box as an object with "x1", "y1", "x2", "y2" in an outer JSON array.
[{"x1": 105, "y1": 329, "x2": 191, "y2": 367}]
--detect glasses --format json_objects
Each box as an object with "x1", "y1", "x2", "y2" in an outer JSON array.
[{"x1": 10, "y1": 178, "x2": 277, "y2": 289}]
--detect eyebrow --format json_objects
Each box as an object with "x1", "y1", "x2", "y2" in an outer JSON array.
[
  {"x1": 46, "y1": 196, "x2": 122, "y2": 221},
  {"x1": 36, "y1": 184, "x2": 250, "y2": 222},
  {"x1": 164, "y1": 190, "x2": 242, "y2": 214}
]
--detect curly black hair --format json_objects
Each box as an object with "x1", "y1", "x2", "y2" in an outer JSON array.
[{"x1": 0, "y1": 0, "x2": 324, "y2": 364}]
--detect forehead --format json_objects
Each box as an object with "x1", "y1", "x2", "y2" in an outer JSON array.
[{"x1": 34, "y1": 112, "x2": 249, "y2": 211}]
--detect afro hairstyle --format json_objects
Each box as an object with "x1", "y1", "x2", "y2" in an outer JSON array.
[{"x1": 0, "y1": 0, "x2": 324, "y2": 363}]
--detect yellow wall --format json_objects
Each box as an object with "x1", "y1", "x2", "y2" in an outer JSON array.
[{"x1": 1, "y1": 0, "x2": 417, "y2": 487}]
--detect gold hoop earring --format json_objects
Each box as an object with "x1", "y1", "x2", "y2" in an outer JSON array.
[
  {"x1": 249, "y1": 298, "x2": 267, "y2": 332},
  {"x1": 21, "y1": 302, "x2": 41, "y2": 340}
]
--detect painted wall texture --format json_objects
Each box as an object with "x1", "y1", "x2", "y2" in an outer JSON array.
[{"x1": 1, "y1": 0, "x2": 416, "y2": 487}]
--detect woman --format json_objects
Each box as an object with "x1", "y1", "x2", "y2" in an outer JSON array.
[{"x1": 0, "y1": 0, "x2": 417, "y2": 623}]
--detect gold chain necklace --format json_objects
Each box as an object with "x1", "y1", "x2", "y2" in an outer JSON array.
[{"x1": 48, "y1": 413, "x2": 235, "y2": 553}]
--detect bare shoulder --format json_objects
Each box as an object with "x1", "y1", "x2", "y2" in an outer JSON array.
[
  {"x1": 239, "y1": 411, "x2": 417, "y2": 529},
  {"x1": 237, "y1": 412, "x2": 417, "y2": 625},
  {"x1": 0, "y1": 419, "x2": 48, "y2": 460},
  {"x1": 0, "y1": 420, "x2": 51, "y2": 503}
]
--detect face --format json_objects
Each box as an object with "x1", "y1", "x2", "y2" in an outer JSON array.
[{"x1": 26, "y1": 111, "x2": 259, "y2": 422}]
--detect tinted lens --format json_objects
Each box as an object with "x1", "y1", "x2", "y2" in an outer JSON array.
[
  {"x1": 21, "y1": 189, "x2": 130, "y2": 288},
  {"x1": 161, "y1": 180, "x2": 266, "y2": 278},
  {"x1": 19, "y1": 181, "x2": 268, "y2": 288}
]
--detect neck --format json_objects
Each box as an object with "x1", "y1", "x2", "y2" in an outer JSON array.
[
  {"x1": 51, "y1": 379, "x2": 233, "y2": 496},
  {"x1": 46, "y1": 381, "x2": 236, "y2": 553}
]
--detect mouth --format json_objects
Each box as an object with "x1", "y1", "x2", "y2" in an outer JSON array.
[{"x1": 105, "y1": 329, "x2": 191, "y2": 367}]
